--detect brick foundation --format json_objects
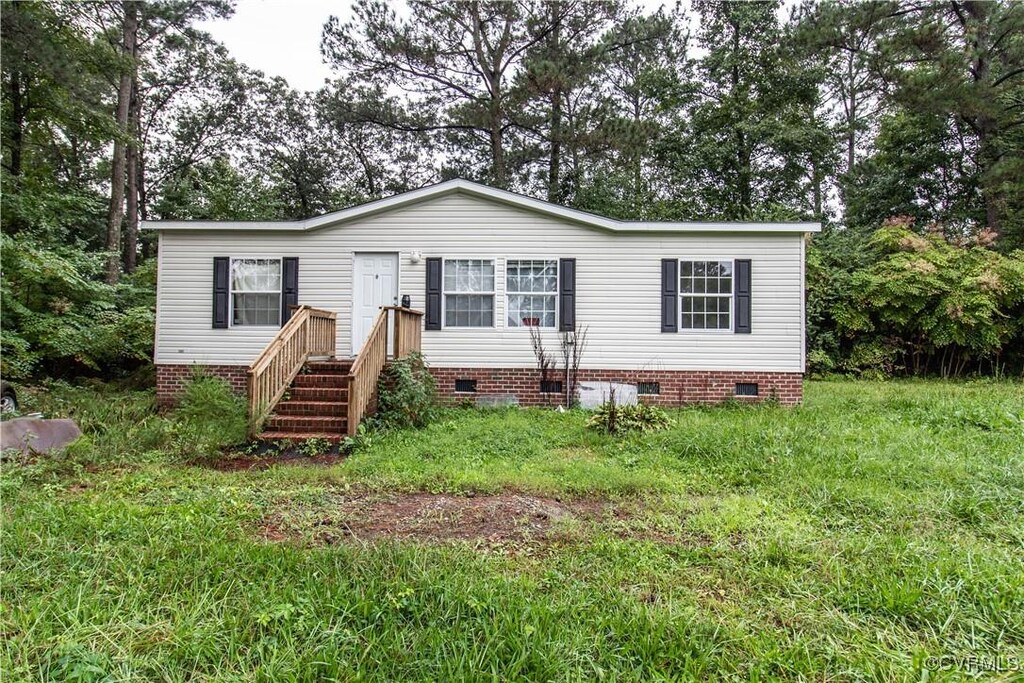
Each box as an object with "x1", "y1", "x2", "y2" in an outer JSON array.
[
  {"x1": 155, "y1": 363, "x2": 803, "y2": 410},
  {"x1": 156, "y1": 364, "x2": 248, "y2": 409},
  {"x1": 430, "y1": 367, "x2": 803, "y2": 407}
]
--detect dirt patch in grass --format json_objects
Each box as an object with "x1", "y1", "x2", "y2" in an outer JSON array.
[
  {"x1": 200, "y1": 452, "x2": 347, "y2": 471},
  {"x1": 256, "y1": 491, "x2": 726, "y2": 552},
  {"x1": 258, "y1": 491, "x2": 629, "y2": 550}
]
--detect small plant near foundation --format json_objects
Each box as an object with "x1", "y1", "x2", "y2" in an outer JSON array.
[
  {"x1": 588, "y1": 402, "x2": 673, "y2": 435},
  {"x1": 341, "y1": 423, "x2": 374, "y2": 452},
  {"x1": 172, "y1": 372, "x2": 247, "y2": 455},
  {"x1": 377, "y1": 352, "x2": 437, "y2": 429},
  {"x1": 560, "y1": 326, "x2": 588, "y2": 407},
  {"x1": 299, "y1": 437, "x2": 332, "y2": 458},
  {"x1": 528, "y1": 324, "x2": 557, "y2": 404}
]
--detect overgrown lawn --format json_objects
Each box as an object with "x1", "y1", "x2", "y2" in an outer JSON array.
[{"x1": 2, "y1": 380, "x2": 1022, "y2": 680}]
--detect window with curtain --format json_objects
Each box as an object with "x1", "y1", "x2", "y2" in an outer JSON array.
[
  {"x1": 680, "y1": 260, "x2": 732, "y2": 330},
  {"x1": 443, "y1": 259, "x2": 495, "y2": 327},
  {"x1": 231, "y1": 258, "x2": 281, "y2": 326},
  {"x1": 506, "y1": 259, "x2": 557, "y2": 328}
]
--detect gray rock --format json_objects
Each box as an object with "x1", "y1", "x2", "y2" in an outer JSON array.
[{"x1": 0, "y1": 418, "x2": 83, "y2": 454}]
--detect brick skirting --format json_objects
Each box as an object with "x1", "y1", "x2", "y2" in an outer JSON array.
[
  {"x1": 156, "y1": 364, "x2": 248, "y2": 409},
  {"x1": 155, "y1": 363, "x2": 803, "y2": 410},
  {"x1": 430, "y1": 367, "x2": 803, "y2": 406}
]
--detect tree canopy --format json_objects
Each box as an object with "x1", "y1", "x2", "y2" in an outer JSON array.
[{"x1": 2, "y1": 0, "x2": 1023, "y2": 379}]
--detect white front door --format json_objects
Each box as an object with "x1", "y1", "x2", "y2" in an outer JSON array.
[{"x1": 352, "y1": 252, "x2": 399, "y2": 354}]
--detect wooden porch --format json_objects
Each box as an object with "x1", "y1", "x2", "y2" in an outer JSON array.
[{"x1": 246, "y1": 305, "x2": 423, "y2": 440}]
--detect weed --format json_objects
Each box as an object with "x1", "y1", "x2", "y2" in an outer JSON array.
[
  {"x1": 376, "y1": 352, "x2": 437, "y2": 429},
  {"x1": 299, "y1": 436, "x2": 332, "y2": 458},
  {"x1": 172, "y1": 372, "x2": 247, "y2": 449},
  {"x1": 588, "y1": 402, "x2": 674, "y2": 434}
]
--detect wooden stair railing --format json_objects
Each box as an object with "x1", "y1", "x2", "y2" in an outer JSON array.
[
  {"x1": 247, "y1": 305, "x2": 336, "y2": 436},
  {"x1": 345, "y1": 306, "x2": 424, "y2": 436}
]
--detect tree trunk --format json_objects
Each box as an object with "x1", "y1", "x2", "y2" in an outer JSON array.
[
  {"x1": 979, "y1": 122, "x2": 1000, "y2": 233},
  {"x1": 138, "y1": 141, "x2": 154, "y2": 260},
  {"x1": 632, "y1": 96, "x2": 642, "y2": 203},
  {"x1": 963, "y1": 1, "x2": 1000, "y2": 235},
  {"x1": 8, "y1": 70, "x2": 24, "y2": 179},
  {"x1": 489, "y1": 101, "x2": 506, "y2": 187},
  {"x1": 846, "y1": 48, "x2": 856, "y2": 174},
  {"x1": 124, "y1": 70, "x2": 141, "y2": 273},
  {"x1": 5, "y1": 67, "x2": 28, "y2": 233},
  {"x1": 730, "y1": 14, "x2": 751, "y2": 216},
  {"x1": 812, "y1": 157, "x2": 823, "y2": 219},
  {"x1": 547, "y1": 0, "x2": 563, "y2": 203},
  {"x1": 549, "y1": 88, "x2": 562, "y2": 203},
  {"x1": 105, "y1": 0, "x2": 138, "y2": 285}
]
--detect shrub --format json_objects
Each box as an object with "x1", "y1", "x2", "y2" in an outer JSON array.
[
  {"x1": 841, "y1": 339, "x2": 904, "y2": 377},
  {"x1": 376, "y1": 352, "x2": 437, "y2": 430},
  {"x1": 0, "y1": 234, "x2": 155, "y2": 380},
  {"x1": 806, "y1": 349, "x2": 837, "y2": 376},
  {"x1": 172, "y1": 373, "x2": 247, "y2": 452},
  {"x1": 587, "y1": 402, "x2": 673, "y2": 435}
]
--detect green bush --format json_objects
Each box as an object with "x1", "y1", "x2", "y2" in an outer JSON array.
[
  {"x1": 841, "y1": 339, "x2": 904, "y2": 377},
  {"x1": 587, "y1": 402, "x2": 673, "y2": 435},
  {"x1": 0, "y1": 233, "x2": 155, "y2": 380},
  {"x1": 172, "y1": 373, "x2": 248, "y2": 451},
  {"x1": 375, "y1": 352, "x2": 437, "y2": 430},
  {"x1": 806, "y1": 349, "x2": 837, "y2": 376}
]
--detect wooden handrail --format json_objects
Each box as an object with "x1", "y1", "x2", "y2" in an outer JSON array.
[
  {"x1": 384, "y1": 306, "x2": 424, "y2": 360},
  {"x1": 345, "y1": 306, "x2": 424, "y2": 436},
  {"x1": 247, "y1": 305, "x2": 336, "y2": 436}
]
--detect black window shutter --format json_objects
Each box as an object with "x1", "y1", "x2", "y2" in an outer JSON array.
[
  {"x1": 212, "y1": 257, "x2": 229, "y2": 328},
  {"x1": 734, "y1": 259, "x2": 752, "y2": 333},
  {"x1": 281, "y1": 257, "x2": 299, "y2": 325},
  {"x1": 425, "y1": 257, "x2": 442, "y2": 330},
  {"x1": 661, "y1": 259, "x2": 678, "y2": 332},
  {"x1": 558, "y1": 258, "x2": 576, "y2": 331}
]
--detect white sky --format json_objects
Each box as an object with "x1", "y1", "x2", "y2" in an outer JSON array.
[
  {"x1": 198, "y1": 0, "x2": 679, "y2": 92},
  {"x1": 197, "y1": 0, "x2": 345, "y2": 92}
]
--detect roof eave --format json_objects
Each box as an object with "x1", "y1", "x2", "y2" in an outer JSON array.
[{"x1": 141, "y1": 178, "x2": 823, "y2": 234}]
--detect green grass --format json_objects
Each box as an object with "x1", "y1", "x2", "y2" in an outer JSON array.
[{"x1": 2, "y1": 380, "x2": 1023, "y2": 681}]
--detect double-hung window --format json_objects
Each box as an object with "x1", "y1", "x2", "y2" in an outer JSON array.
[
  {"x1": 443, "y1": 259, "x2": 495, "y2": 327},
  {"x1": 506, "y1": 259, "x2": 557, "y2": 328},
  {"x1": 231, "y1": 258, "x2": 282, "y2": 326},
  {"x1": 680, "y1": 260, "x2": 732, "y2": 330}
]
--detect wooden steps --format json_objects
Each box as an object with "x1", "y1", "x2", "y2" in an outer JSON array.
[
  {"x1": 257, "y1": 360, "x2": 352, "y2": 442},
  {"x1": 247, "y1": 306, "x2": 424, "y2": 443}
]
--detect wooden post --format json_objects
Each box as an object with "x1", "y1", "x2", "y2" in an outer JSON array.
[
  {"x1": 346, "y1": 375, "x2": 357, "y2": 436},
  {"x1": 393, "y1": 308, "x2": 402, "y2": 358}
]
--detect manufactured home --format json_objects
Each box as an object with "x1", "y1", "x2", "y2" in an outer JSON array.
[{"x1": 146, "y1": 179, "x2": 819, "y2": 439}]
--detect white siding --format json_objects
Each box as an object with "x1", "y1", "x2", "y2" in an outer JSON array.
[{"x1": 155, "y1": 194, "x2": 806, "y2": 372}]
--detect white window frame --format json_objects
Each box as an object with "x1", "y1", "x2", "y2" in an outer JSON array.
[
  {"x1": 679, "y1": 259, "x2": 733, "y2": 333},
  {"x1": 442, "y1": 258, "x2": 497, "y2": 329},
  {"x1": 229, "y1": 257, "x2": 283, "y2": 328},
  {"x1": 505, "y1": 258, "x2": 558, "y2": 329}
]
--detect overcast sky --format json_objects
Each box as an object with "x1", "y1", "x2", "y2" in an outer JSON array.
[
  {"x1": 198, "y1": 0, "x2": 679, "y2": 92},
  {"x1": 197, "y1": 0, "x2": 345, "y2": 92}
]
